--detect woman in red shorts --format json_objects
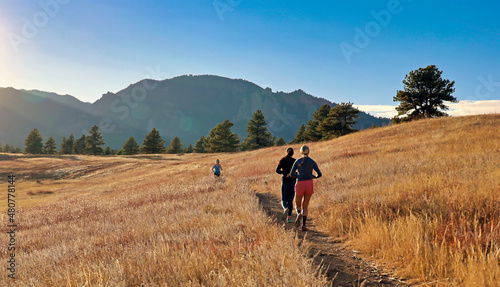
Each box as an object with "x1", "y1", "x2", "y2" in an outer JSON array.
[{"x1": 290, "y1": 145, "x2": 322, "y2": 231}]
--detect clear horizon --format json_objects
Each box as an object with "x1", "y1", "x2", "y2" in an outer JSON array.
[{"x1": 1, "y1": 0, "x2": 499, "y2": 117}]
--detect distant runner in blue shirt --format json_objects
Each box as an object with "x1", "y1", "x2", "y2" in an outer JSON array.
[
  {"x1": 290, "y1": 145, "x2": 322, "y2": 231},
  {"x1": 211, "y1": 159, "x2": 223, "y2": 179}
]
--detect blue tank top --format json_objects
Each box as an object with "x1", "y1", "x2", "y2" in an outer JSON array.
[{"x1": 213, "y1": 164, "x2": 221, "y2": 174}]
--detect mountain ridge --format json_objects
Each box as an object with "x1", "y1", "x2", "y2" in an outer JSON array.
[{"x1": 0, "y1": 75, "x2": 390, "y2": 149}]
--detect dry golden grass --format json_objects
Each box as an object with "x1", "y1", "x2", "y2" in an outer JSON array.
[
  {"x1": 0, "y1": 153, "x2": 328, "y2": 286},
  {"x1": 1, "y1": 114, "x2": 498, "y2": 286},
  {"x1": 227, "y1": 114, "x2": 499, "y2": 286}
]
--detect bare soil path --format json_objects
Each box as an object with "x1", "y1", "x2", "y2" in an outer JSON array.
[{"x1": 256, "y1": 192, "x2": 408, "y2": 287}]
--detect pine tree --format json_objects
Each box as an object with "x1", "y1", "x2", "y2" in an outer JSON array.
[
  {"x1": 292, "y1": 124, "x2": 306, "y2": 143},
  {"x1": 167, "y1": 136, "x2": 183, "y2": 154},
  {"x1": 73, "y1": 135, "x2": 86, "y2": 154},
  {"x1": 194, "y1": 136, "x2": 207, "y2": 153},
  {"x1": 0, "y1": 142, "x2": 3, "y2": 152},
  {"x1": 206, "y1": 119, "x2": 240, "y2": 152},
  {"x1": 85, "y1": 125, "x2": 105, "y2": 155},
  {"x1": 303, "y1": 105, "x2": 331, "y2": 142},
  {"x1": 185, "y1": 144, "x2": 193, "y2": 153},
  {"x1": 319, "y1": 102, "x2": 360, "y2": 138},
  {"x1": 3, "y1": 144, "x2": 11, "y2": 153},
  {"x1": 394, "y1": 65, "x2": 456, "y2": 121},
  {"x1": 141, "y1": 128, "x2": 166, "y2": 154},
  {"x1": 13, "y1": 147, "x2": 22, "y2": 154},
  {"x1": 122, "y1": 137, "x2": 140, "y2": 155},
  {"x1": 24, "y1": 128, "x2": 44, "y2": 154},
  {"x1": 104, "y1": 146, "x2": 112, "y2": 155},
  {"x1": 275, "y1": 137, "x2": 286, "y2": 146},
  {"x1": 60, "y1": 136, "x2": 67, "y2": 154},
  {"x1": 60, "y1": 134, "x2": 75, "y2": 154},
  {"x1": 44, "y1": 137, "x2": 57, "y2": 154},
  {"x1": 242, "y1": 110, "x2": 274, "y2": 150}
]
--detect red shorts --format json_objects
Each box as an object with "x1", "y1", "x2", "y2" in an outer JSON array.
[{"x1": 295, "y1": 180, "x2": 314, "y2": 196}]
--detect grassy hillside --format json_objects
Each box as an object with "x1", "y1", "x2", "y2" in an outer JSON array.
[
  {"x1": 1, "y1": 114, "x2": 498, "y2": 286},
  {"x1": 233, "y1": 114, "x2": 499, "y2": 286}
]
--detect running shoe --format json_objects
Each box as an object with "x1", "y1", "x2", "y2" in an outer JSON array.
[
  {"x1": 295, "y1": 213, "x2": 303, "y2": 227},
  {"x1": 282, "y1": 208, "x2": 289, "y2": 221},
  {"x1": 301, "y1": 225, "x2": 309, "y2": 231},
  {"x1": 287, "y1": 216, "x2": 293, "y2": 223}
]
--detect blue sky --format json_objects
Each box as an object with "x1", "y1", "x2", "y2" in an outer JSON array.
[{"x1": 1, "y1": 0, "x2": 499, "y2": 116}]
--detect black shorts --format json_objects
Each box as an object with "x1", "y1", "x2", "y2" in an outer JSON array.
[{"x1": 214, "y1": 172, "x2": 221, "y2": 177}]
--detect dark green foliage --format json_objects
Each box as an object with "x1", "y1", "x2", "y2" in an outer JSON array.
[
  {"x1": 185, "y1": 144, "x2": 193, "y2": 153},
  {"x1": 319, "y1": 102, "x2": 361, "y2": 138},
  {"x1": 303, "y1": 119, "x2": 322, "y2": 142},
  {"x1": 394, "y1": 65, "x2": 456, "y2": 121},
  {"x1": 44, "y1": 136, "x2": 57, "y2": 154},
  {"x1": 122, "y1": 137, "x2": 140, "y2": 155},
  {"x1": 292, "y1": 124, "x2": 306, "y2": 143},
  {"x1": 13, "y1": 147, "x2": 22, "y2": 153},
  {"x1": 24, "y1": 128, "x2": 44, "y2": 154},
  {"x1": 73, "y1": 135, "x2": 86, "y2": 154},
  {"x1": 275, "y1": 137, "x2": 286, "y2": 146},
  {"x1": 0, "y1": 142, "x2": 2, "y2": 152},
  {"x1": 3, "y1": 144, "x2": 10, "y2": 153},
  {"x1": 60, "y1": 134, "x2": 74, "y2": 154},
  {"x1": 141, "y1": 128, "x2": 166, "y2": 154},
  {"x1": 167, "y1": 136, "x2": 183, "y2": 154},
  {"x1": 206, "y1": 119, "x2": 240, "y2": 152},
  {"x1": 194, "y1": 136, "x2": 207, "y2": 153},
  {"x1": 242, "y1": 110, "x2": 274, "y2": 150},
  {"x1": 85, "y1": 125, "x2": 105, "y2": 155},
  {"x1": 104, "y1": 146, "x2": 112, "y2": 155},
  {"x1": 302, "y1": 104, "x2": 331, "y2": 142}
]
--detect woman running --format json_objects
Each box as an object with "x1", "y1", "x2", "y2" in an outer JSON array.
[
  {"x1": 290, "y1": 145, "x2": 322, "y2": 231},
  {"x1": 211, "y1": 159, "x2": 223, "y2": 179},
  {"x1": 275, "y1": 147, "x2": 297, "y2": 223}
]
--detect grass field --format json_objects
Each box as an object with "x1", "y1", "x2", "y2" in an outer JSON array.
[{"x1": 1, "y1": 114, "x2": 499, "y2": 286}]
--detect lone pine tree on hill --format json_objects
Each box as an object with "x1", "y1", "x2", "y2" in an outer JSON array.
[
  {"x1": 205, "y1": 119, "x2": 240, "y2": 152},
  {"x1": 242, "y1": 110, "x2": 275, "y2": 150},
  {"x1": 122, "y1": 137, "x2": 140, "y2": 155},
  {"x1": 44, "y1": 136, "x2": 57, "y2": 154},
  {"x1": 85, "y1": 125, "x2": 105, "y2": 155},
  {"x1": 24, "y1": 128, "x2": 44, "y2": 154},
  {"x1": 141, "y1": 128, "x2": 167, "y2": 154},
  {"x1": 394, "y1": 65, "x2": 457, "y2": 121}
]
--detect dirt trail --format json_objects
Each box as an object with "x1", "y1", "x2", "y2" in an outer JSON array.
[{"x1": 256, "y1": 192, "x2": 408, "y2": 287}]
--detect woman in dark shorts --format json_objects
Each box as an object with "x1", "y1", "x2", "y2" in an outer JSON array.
[
  {"x1": 276, "y1": 147, "x2": 296, "y2": 223},
  {"x1": 211, "y1": 159, "x2": 222, "y2": 179},
  {"x1": 290, "y1": 145, "x2": 322, "y2": 231}
]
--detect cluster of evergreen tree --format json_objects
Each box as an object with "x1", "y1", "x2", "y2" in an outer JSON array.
[
  {"x1": 24, "y1": 126, "x2": 114, "y2": 155},
  {"x1": 291, "y1": 102, "x2": 361, "y2": 143},
  {"x1": 193, "y1": 110, "x2": 283, "y2": 153},
  {"x1": 0, "y1": 142, "x2": 22, "y2": 153},
  {"x1": 20, "y1": 108, "x2": 328, "y2": 156}
]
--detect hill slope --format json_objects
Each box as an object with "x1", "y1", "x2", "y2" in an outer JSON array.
[{"x1": 0, "y1": 75, "x2": 389, "y2": 149}]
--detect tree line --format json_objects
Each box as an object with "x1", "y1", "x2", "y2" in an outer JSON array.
[
  {"x1": 16, "y1": 105, "x2": 361, "y2": 156},
  {"x1": 4, "y1": 64, "x2": 458, "y2": 155}
]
